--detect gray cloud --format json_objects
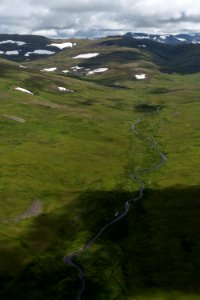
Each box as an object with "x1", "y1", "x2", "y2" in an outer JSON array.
[{"x1": 0, "y1": 0, "x2": 200, "y2": 37}]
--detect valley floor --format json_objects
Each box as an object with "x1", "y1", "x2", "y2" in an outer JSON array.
[{"x1": 0, "y1": 62, "x2": 199, "y2": 299}]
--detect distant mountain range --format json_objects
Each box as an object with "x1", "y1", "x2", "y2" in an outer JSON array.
[
  {"x1": 125, "y1": 32, "x2": 200, "y2": 45},
  {"x1": 1, "y1": 33, "x2": 200, "y2": 75},
  {"x1": 1, "y1": 32, "x2": 200, "y2": 61},
  {"x1": 1, "y1": 32, "x2": 200, "y2": 63}
]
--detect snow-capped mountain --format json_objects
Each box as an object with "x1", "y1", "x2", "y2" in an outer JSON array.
[
  {"x1": 125, "y1": 32, "x2": 200, "y2": 45},
  {"x1": 0, "y1": 34, "x2": 76, "y2": 61}
]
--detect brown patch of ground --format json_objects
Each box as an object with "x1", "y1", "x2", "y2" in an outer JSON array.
[
  {"x1": 1, "y1": 200, "x2": 42, "y2": 224},
  {"x1": 3, "y1": 114, "x2": 26, "y2": 123},
  {"x1": 15, "y1": 200, "x2": 42, "y2": 222}
]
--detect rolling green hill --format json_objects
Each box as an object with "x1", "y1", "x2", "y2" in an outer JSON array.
[{"x1": 0, "y1": 35, "x2": 199, "y2": 300}]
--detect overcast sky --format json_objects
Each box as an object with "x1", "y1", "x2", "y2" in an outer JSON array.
[{"x1": 1, "y1": 0, "x2": 200, "y2": 37}]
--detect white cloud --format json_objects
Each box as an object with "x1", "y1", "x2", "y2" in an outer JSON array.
[
  {"x1": 0, "y1": 0, "x2": 200, "y2": 36},
  {"x1": 32, "y1": 29, "x2": 58, "y2": 37}
]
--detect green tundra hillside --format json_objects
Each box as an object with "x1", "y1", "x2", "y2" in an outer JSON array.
[{"x1": 0, "y1": 35, "x2": 199, "y2": 300}]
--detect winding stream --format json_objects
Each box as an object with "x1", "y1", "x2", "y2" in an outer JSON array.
[{"x1": 64, "y1": 112, "x2": 167, "y2": 300}]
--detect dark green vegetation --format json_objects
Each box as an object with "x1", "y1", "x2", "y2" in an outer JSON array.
[
  {"x1": 0, "y1": 34, "x2": 199, "y2": 300},
  {"x1": 135, "y1": 103, "x2": 162, "y2": 112}
]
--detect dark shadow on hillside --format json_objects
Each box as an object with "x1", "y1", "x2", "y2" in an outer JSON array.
[
  {"x1": 135, "y1": 103, "x2": 164, "y2": 113},
  {"x1": 79, "y1": 50, "x2": 142, "y2": 68},
  {"x1": 0, "y1": 186, "x2": 200, "y2": 299}
]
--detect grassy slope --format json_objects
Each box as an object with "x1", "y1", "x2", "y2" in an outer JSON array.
[
  {"x1": 0, "y1": 51, "x2": 199, "y2": 300},
  {"x1": 24, "y1": 37, "x2": 158, "y2": 90}
]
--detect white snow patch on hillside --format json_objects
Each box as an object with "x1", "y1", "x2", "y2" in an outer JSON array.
[
  {"x1": 15, "y1": 87, "x2": 33, "y2": 95},
  {"x1": 71, "y1": 66, "x2": 83, "y2": 70},
  {"x1": 160, "y1": 35, "x2": 167, "y2": 40},
  {"x1": 73, "y1": 53, "x2": 99, "y2": 59},
  {"x1": 87, "y1": 68, "x2": 108, "y2": 75},
  {"x1": 0, "y1": 51, "x2": 4, "y2": 54},
  {"x1": 192, "y1": 41, "x2": 200, "y2": 44},
  {"x1": 134, "y1": 36, "x2": 149, "y2": 39},
  {"x1": 41, "y1": 67, "x2": 57, "y2": 72},
  {"x1": 138, "y1": 44, "x2": 146, "y2": 48},
  {"x1": 25, "y1": 50, "x2": 55, "y2": 56},
  {"x1": 62, "y1": 70, "x2": 70, "y2": 73},
  {"x1": 0, "y1": 40, "x2": 26, "y2": 46},
  {"x1": 49, "y1": 42, "x2": 75, "y2": 49},
  {"x1": 58, "y1": 87, "x2": 67, "y2": 92},
  {"x1": 135, "y1": 74, "x2": 146, "y2": 80},
  {"x1": 5, "y1": 50, "x2": 19, "y2": 55},
  {"x1": 19, "y1": 65, "x2": 27, "y2": 68},
  {"x1": 176, "y1": 38, "x2": 186, "y2": 42},
  {"x1": 58, "y1": 87, "x2": 74, "y2": 93}
]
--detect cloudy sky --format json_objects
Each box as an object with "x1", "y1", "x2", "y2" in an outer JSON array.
[{"x1": 1, "y1": 0, "x2": 200, "y2": 37}]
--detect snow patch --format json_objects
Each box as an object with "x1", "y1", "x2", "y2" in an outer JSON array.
[
  {"x1": 25, "y1": 50, "x2": 55, "y2": 56},
  {"x1": 135, "y1": 74, "x2": 146, "y2": 80},
  {"x1": 73, "y1": 53, "x2": 99, "y2": 59},
  {"x1": 58, "y1": 87, "x2": 74, "y2": 93},
  {"x1": 134, "y1": 36, "x2": 149, "y2": 40},
  {"x1": 0, "y1": 40, "x2": 26, "y2": 46},
  {"x1": 58, "y1": 87, "x2": 67, "y2": 92},
  {"x1": 62, "y1": 70, "x2": 70, "y2": 73},
  {"x1": 192, "y1": 41, "x2": 200, "y2": 44},
  {"x1": 49, "y1": 42, "x2": 76, "y2": 49},
  {"x1": 19, "y1": 65, "x2": 27, "y2": 68},
  {"x1": 87, "y1": 68, "x2": 108, "y2": 75},
  {"x1": 160, "y1": 35, "x2": 167, "y2": 40},
  {"x1": 15, "y1": 87, "x2": 33, "y2": 95},
  {"x1": 138, "y1": 44, "x2": 146, "y2": 48},
  {"x1": 41, "y1": 67, "x2": 57, "y2": 72},
  {"x1": 71, "y1": 66, "x2": 83, "y2": 70},
  {"x1": 0, "y1": 51, "x2": 4, "y2": 54},
  {"x1": 5, "y1": 50, "x2": 19, "y2": 55},
  {"x1": 176, "y1": 38, "x2": 186, "y2": 42}
]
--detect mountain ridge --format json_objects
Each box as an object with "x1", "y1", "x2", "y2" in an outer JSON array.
[
  {"x1": 0, "y1": 34, "x2": 77, "y2": 61},
  {"x1": 1, "y1": 32, "x2": 200, "y2": 63},
  {"x1": 126, "y1": 32, "x2": 200, "y2": 44}
]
